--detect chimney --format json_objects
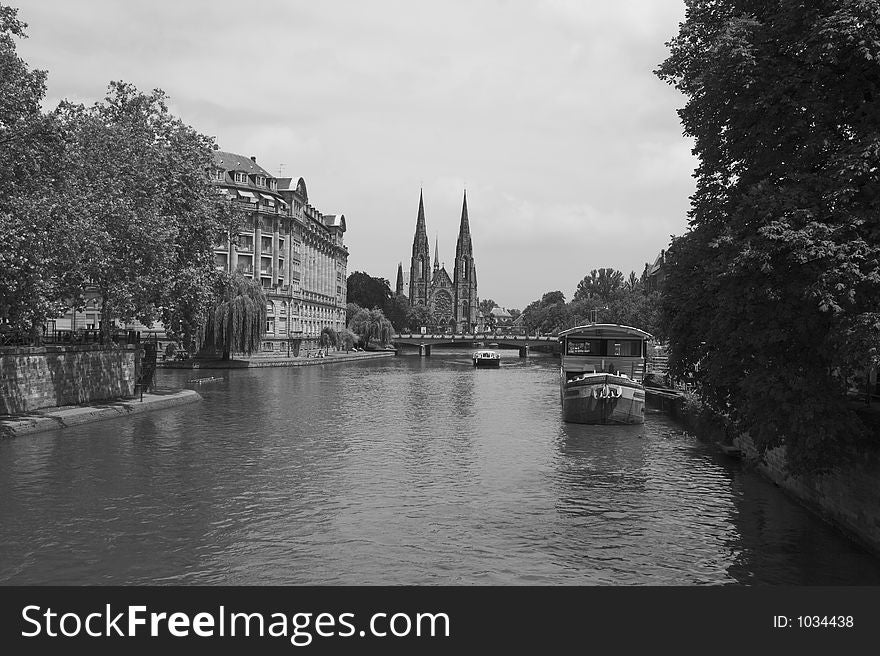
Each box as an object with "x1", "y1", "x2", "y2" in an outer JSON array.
[{"x1": 250, "y1": 156, "x2": 257, "y2": 163}]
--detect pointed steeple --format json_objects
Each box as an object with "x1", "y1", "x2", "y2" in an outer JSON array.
[
  {"x1": 460, "y1": 190, "x2": 470, "y2": 236},
  {"x1": 454, "y1": 189, "x2": 477, "y2": 332},
  {"x1": 409, "y1": 188, "x2": 431, "y2": 305},
  {"x1": 454, "y1": 190, "x2": 472, "y2": 263},
  {"x1": 395, "y1": 262, "x2": 404, "y2": 296},
  {"x1": 433, "y1": 234, "x2": 440, "y2": 273}
]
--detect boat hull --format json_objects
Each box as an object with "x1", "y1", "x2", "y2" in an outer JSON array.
[
  {"x1": 473, "y1": 358, "x2": 501, "y2": 368},
  {"x1": 561, "y1": 373, "x2": 645, "y2": 425}
]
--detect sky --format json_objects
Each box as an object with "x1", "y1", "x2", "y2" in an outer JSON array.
[{"x1": 14, "y1": 0, "x2": 696, "y2": 311}]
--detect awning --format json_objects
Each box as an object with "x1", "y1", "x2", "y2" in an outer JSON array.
[
  {"x1": 237, "y1": 190, "x2": 256, "y2": 199},
  {"x1": 260, "y1": 193, "x2": 276, "y2": 203}
]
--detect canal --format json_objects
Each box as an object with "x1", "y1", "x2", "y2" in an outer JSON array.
[{"x1": 1, "y1": 349, "x2": 879, "y2": 585}]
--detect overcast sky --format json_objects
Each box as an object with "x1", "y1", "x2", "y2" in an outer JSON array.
[{"x1": 15, "y1": 0, "x2": 695, "y2": 310}]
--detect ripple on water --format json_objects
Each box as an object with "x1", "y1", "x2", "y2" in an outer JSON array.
[{"x1": 1, "y1": 354, "x2": 880, "y2": 584}]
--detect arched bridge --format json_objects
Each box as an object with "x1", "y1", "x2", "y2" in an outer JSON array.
[{"x1": 390, "y1": 332, "x2": 559, "y2": 357}]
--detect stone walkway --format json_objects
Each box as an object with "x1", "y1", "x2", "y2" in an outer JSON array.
[{"x1": 0, "y1": 388, "x2": 201, "y2": 438}]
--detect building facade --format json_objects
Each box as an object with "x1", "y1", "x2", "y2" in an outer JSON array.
[
  {"x1": 211, "y1": 151, "x2": 347, "y2": 354},
  {"x1": 407, "y1": 190, "x2": 478, "y2": 332}
]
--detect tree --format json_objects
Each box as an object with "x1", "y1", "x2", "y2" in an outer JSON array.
[
  {"x1": 383, "y1": 293, "x2": 410, "y2": 332},
  {"x1": 521, "y1": 291, "x2": 571, "y2": 334},
  {"x1": 348, "y1": 307, "x2": 393, "y2": 349},
  {"x1": 405, "y1": 303, "x2": 434, "y2": 332},
  {"x1": 201, "y1": 273, "x2": 267, "y2": 360},
  {"x1": 337, "y1": 327, "x2": 357, "y2": 352},
  {"x1": 0, "y1": 5, "x2": 82, "y2": 343},
  {"x1": 479, "y1": 299, "x2": 497, "y2": 317},
  {"x1": 346, "y1": 271, "x2": 392, "y2": 310},
  {"x1": 656, "y1": 0, "x2": 880, "y2": 472},
  {"x1": 56, "y1": 81, "x2": 225, "y2": 344},
  {"x1": 573, "y1": 268, "x2": 625, "y2": 303},
  {"x1": 320, "y1": 326, "x2": 337, "y2": 350}
]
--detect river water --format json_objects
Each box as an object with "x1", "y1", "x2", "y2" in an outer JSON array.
[{"x1": 1, "y1": 349, "x2": 879, "y2": 585}]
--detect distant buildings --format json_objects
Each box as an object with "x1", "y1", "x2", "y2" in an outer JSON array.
[{"x1": 211, "y1": 151, "x2": 348, "y2": 354}]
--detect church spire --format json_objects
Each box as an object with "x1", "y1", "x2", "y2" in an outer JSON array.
[
  {"x1": 409, "y1": 188, "x2": 431, "y2": 305},
  {"x1": 434, "y1": 234, "x2": 439, "y2": 273},
  {"x1": 395, "y1": 262, "x2": 404, "y2": 297},
  {"x1": 454, "y1": 189, "x2": 477, "y2": 332}
]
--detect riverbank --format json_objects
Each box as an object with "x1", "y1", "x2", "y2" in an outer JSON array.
[
  {"x1": 158, "y1": 350, "x2": 395, "y2": 369},
  {"x1": 0, "y1": 388, "x2": 202, "y2": 438},
  {"x1": 652, "y1": 389, "x2": 880, "y2": 558}
]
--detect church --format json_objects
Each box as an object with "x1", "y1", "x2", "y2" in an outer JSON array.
[{"x1": 395, "y1": 190, "x2": 479, "y2": 332}]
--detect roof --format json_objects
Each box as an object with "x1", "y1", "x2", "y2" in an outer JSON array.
[
  {"x1": 558, "y1": 323, "x2": 653, "y2": 340},
  {"x1": 489, "y1": 306, "x2": 511, "y2": 318},
  {"x1": 213, "y1": 151, "x2": 273, "y2": 177},
  {"x1": 323, "y1": 214, "x2": 346, "y2": 231}
]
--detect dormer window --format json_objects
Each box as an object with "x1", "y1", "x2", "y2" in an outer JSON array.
[
  {"x1": 234, "y1": 171, "x2": 248, "y2": 184},
  {"x1": 214, "y1": 169, "x2": 225, "y2": 181},
  {"x1": 268, "y1": 179, "x2": 277, "y2": 190},
  {"x1": 255, "y1": 175, "x2": 267, "y2": 188}
]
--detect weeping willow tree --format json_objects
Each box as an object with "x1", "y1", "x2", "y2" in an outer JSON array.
[
  {"x1": 348, "y1": 307, "x2": 393, "y2": 349},
  {"x1": 202, "y1": 273, "x2": 267, "y2": 360}
]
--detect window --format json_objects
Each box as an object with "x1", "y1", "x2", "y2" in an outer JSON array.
[
  {"x1": 260, "y1": 257, "x2": 272, "y2": 275},
  {"x1": 234, "y1": 171, "x2": 247, "y2": 184},
  {"x1": 566, "y1": 339, "x2": 601, "y2": 355},
  {"x1": 261, "y1": 236, "x2": 273, "y2": 254},
  {"x1": 237, "y1": 235, "x2": 254, "y2": 252},
  {"x1": 214, "y1": 169, "x2": 225, "y2": 181},
  {"x1": 236, "y1": 255, "x2": 253, "y2": 274},
  {"x1": 213, "y1": 253, "x2": 228, "y2": 270},
  {"x1": 255, "y1": 175, "x2": 266, "y2": 187}
]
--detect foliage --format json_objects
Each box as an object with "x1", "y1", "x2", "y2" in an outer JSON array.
[
  {"x1": 348, "y1": 307, "x2": 393, "y2": 349},
  {"x1": 573, "y1": 268, "x2": 625, "y2": 303},
  {"x1": 0, "y1": 6, "x2": 81, "y2": 341},
  {"x1": 404, "y1": 303, "x2": 434, "y2": 332},
  {"x1": 478, "y1": 299, "x2": 497, "y2": 317},
  {"x1": 337, "y1": 327, "x2": 357, "y2": 351},
  {"x1": 383, "y1": 293, "x2": 410, "y2": 332},
  {"x1": 346, "y1": 271, "x2": 392, "y2": 310},
  {"x1": 346, "y1": 302, "x2": 363, "y2": 326},
  {"x1": 520, "y1": 291, "x2": 572, "y2": 334},
  {"x1": 656, "y1": 0, "x2": 880, "y2": 472},
  {"x1": 319, "y1": 326, "x2": 337, "y2": 349},
  {"x1": 54, "y1": 81, "x2": 226, "y2": 343},
  {"x1": 202, "y1": 273, "x2": 267, "y2": 359}
]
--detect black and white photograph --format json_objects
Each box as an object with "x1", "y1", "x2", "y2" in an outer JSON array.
[{"x1": 1, "y1": 0, "x2": 879, "y2": 650}]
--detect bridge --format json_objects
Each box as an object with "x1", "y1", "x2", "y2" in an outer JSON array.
[{"x1": 390, "y1": 332, "x2": 559, "y2": 357}]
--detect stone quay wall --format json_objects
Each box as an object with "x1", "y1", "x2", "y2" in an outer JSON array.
[
  {"x1": 0, "y1": 344, "x2": 139, "y2": 415},
  {"x1": 734, "y1": 433, "x2": 880, "y2": 557}
]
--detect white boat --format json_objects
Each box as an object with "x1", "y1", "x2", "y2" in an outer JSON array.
[
  {"x1": 472, "y1": 349, "x2": 501, "y2": 368},
  {"x1": 558, "y1": 323, "x2": 652, "y2": 425}
]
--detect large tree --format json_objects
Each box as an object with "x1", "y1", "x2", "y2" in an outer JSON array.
[
  {"x1": 348, "y1": 307, "x2": 393, "y2": 349},
  {"x1": 0, "y1": 5, "x2": 82, "y2": 342},
  {"x1": 346, "y1": 271, "x2": 392, "y2": 310},
  {"x1": 573, "y1": 268, "x2": 625, "y2": 304},
  {"x1": 57, "y1": 81, "x2": 229, "y2": 344},
  {"x1": 656, "y1": 0, "x2": 880, "y2": 472}
]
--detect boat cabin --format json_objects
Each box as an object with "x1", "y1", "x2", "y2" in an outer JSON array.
[{"x1": 558, "y1": 324, "x2": 652, "y2": 382}]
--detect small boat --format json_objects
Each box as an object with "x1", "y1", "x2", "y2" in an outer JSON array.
[
  {"x1": 472, "y1": 349, "x2": 501, "y2": 368},
  {"x1": 558, "y1": 323, "x2": 652, "y2": 425}
]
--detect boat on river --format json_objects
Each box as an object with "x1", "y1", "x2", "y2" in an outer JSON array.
[
  {"x1": 558, "y1": 323, "x2": 652, "y2": 425},
  {"x1": 473, "y1": 349, "x2": 501, "y2": 368}
]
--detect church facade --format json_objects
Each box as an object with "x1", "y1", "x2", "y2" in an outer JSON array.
[{"x1": 402, "y1": 190, "x2": 479, "y2": 332}]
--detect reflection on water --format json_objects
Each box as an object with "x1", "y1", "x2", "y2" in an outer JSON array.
[{"x1": 1, "y1": 348, "x2": 879, "y2": 585}]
